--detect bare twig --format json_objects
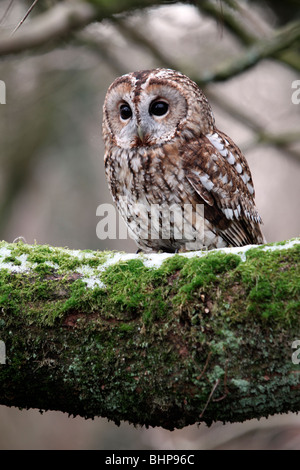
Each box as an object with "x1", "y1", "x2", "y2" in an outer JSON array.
[
  {"x1": 199, "y1": 379, "x2": 220, "y2": 418},
  {"x1": 74, "y1": 32, "x2": 126, "y2": 76},
  {"x1": 196, "y1": 352, "x2": 212, "y2": 381},
  {"x1": 223, "y1": 0, "x2": 270, "y2": 38},
  {"x1": 204, "y1": 89, "x2": 263, "y2": 134},
  {"x1": 0, "y1": 2, "x2": 96, "y2": 55},
  {"x1": 200, "y1": 20, "x2": 300, "y2": 83},
  {"x1": 207, "y1": 89, "x2": 300, "y2": 163},
  {"x1": 0, "y1": 0, "x2": 162, "y2": 57},
  {"x1": 112, "y1": 16, "x2": 173, "y2": 68},
  {"x1": 196, "y1": 0, "x2": 300, "y2": 72},
  {"x1": 112, "y1": 12, "x2": 300, "y2": 87},
  {"x1": 243, "y1": 131, "x2": 300, "y2": 164},
  {"x1": 0, "y1": 0, "x2": 15, "y2": 25},
  {"x1": 256, "y1": 130, "x2": 300, "y2": 148},
  {"x1": 199, "y1": 0, "x2": 257, "y2": 46},
  {"x1": 11, "y1": 0, "x2": 39, "y2": 35},
  {"x1": 213, "y1": 359, "x2": 229, "y2": 402}
]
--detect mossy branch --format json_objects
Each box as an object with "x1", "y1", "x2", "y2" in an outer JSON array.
[{"x1": 0, "y1": 238, "x2": 299, "y2": 430}]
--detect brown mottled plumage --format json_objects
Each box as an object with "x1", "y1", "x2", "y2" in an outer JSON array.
[{"x1": 102, "y1": 68, "x2": 265, "y2": 252}]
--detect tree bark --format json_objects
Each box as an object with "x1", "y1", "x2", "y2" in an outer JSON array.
[{"x1": 0, "y1": 239, "x2": 299, "y2": 430}]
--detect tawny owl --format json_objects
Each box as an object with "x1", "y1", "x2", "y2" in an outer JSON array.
[{"x1": 102, "y1": 68, "x2": 265, "y2": 252}]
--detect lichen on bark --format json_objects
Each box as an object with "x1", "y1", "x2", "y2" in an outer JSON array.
[{"x1": 0, "y1": 238, "x2": 299, "y2": 430}]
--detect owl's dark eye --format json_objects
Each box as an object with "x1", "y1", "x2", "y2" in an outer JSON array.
[
  {"x1": 149, "y1": 100, "x2": 169, "y2": 117},
  {"x1": 120, "y1": 103, "x2": 132, "y2": 120}
]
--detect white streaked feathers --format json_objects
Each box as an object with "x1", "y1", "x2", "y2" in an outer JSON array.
[
  {"x1": 235, "y1": 163, "x2": 243, "y2": 174},
  {"x1": 227, "y1": 152, "x2": 236, "y2": 165},
  {"x1": 241, "y1": 172, "x2": 250, "y2": 184},
  {"x1": 206, "y1": 132, "x2": 252, "y2": 185},
  {"x1": 203, "y1": 131, "x2": 259, "y2": 221},
  {"x1": 199, "y1": 173, "x2": 214, "y2": 191}
]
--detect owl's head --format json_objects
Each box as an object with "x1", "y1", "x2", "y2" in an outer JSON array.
[{"x1": 102, "y1": 68, "x2": 215, "y2": 149}]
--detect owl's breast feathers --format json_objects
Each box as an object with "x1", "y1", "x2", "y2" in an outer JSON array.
[
  {"x1": 182, "y1": 129, "x2": 266, "y2": 246},
  {"x1": 105, "y1": 131, "x2": 265, "y2": 249}
]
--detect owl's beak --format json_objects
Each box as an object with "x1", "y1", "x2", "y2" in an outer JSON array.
[
  {"x1": 134, "y1": 124, "x2": 148, "y2": 146},
  {"x1": 137, "y1": 125, "x2": 144, "y2": 143}
]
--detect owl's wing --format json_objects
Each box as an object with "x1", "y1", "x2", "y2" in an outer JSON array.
[{"x1": 183, "y1": 129, "x2": 265, "y2": 246}]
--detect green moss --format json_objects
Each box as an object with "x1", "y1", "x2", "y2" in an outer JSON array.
[
  {"x1": 118, "y1": 323, "x2": 135, "y2": 333},
  {"x1": 0, "y1": 241, "x2": 114, "y2": 326},
  {"x1": 232, "y1": 245, "x2": 300, "y2": 324},
  {"x1": 0, "y1": 240, "x2": 109, "y2": 274},
  {"x1": 231, "y1": 378, "x2": 250, "y2": 392},
  {"x1": 3, "y1": 256, "x2": 22, "y2": 266},
  {"x1": 171, "y1": 252, "x2": 241, "y2": 304},
  {"x1": 100, "y1": 259, "x2": 169, "y2": 324},
  {"x1": 86, "y1": 258, "x2": 104, "y2": 268},
  {"x1": 33, "y1": 263, "x2": 57, "y2": 275},
  {"x1": 207, "y1": 365, "x2": 225, "y2": 383},
  {"x1": 0, "y1": 236, "x2": 299, "y2": 429},
  {"x1": 61, "y1": 280, "x2": 105, "y2": 317},
  {"x1": 156, "y1": 254, "x2": 188, "y2": 275},
  {"x1": 0, "y1": 238, "x2": 299, "y2": 333}
]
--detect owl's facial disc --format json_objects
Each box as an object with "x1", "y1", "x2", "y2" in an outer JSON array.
[
  {"x1": 116, "y1": 97, "x2": 172, "y2": 147},
  {"x1": 134, "y1": 85, "x2": 187, "y2": 147},
  {"x1": 135, "y1": 98, "x2": 170, "y2": 145},
  {"x1": 104, "y1": 76, "x2": 188, "y2": 149}
]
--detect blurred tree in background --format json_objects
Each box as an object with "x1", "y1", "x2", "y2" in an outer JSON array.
[{"x1": 0, "y1": 0, "x2": 299, "y2": 450}]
